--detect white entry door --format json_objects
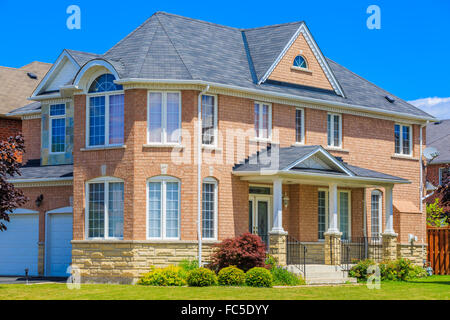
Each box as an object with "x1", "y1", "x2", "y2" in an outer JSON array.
[
  {"x1": 0, "y1": 212, "x2": 39, "y2": 276},
  {"x1": 46, "y1": 211, "x2": 73, "y2": 277}
]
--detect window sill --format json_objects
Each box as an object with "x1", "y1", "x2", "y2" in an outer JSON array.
[
  {"x1": 291, "y1": 66, "x2": 313, "y2": 74},
  {"x1": 391, "y1": 154, "x2": 418, "y2": 161},
  {"x1": 80, "y1": 145, "x2": 126, "y2": 152},
  {"x1": 202, "y1": 145, "x2": 222, "y2": 152},
  {"x1": 325, "y1": 146, "x2": 349, "y2": 153},
  {"x1": 249, "y1": 137, "x2": 272, "y2": 144},
  {"x1": 143, "y1": 143, "x2": 184, "y2": 149},
  {"x1": 293, "y1": 142, "x2": 305, "y2": 146}
]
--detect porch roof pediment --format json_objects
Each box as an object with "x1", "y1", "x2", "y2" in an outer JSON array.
[{"x1": 233, "y1": 145, "x2": 409, "y2": 185}]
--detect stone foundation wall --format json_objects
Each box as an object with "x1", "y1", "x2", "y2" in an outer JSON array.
[
  {"x1": 71, "y1": 241, "x2": 217, "y2": 284},
  {"x1": 397, "y1": 243, "x2": 427, "y2": 265},
  {"x1": 303, "y1": 243, "x2": 324, "y2": 264}
]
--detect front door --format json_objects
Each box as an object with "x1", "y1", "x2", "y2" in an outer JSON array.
[{"x1": 249, "y1": 196, "x2": 271, "y2": 248}]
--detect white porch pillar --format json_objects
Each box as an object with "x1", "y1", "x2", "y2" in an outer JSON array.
[
  {"x1": 271, "y1": 178, "x2": 286, "y2": 234},
  {"x1": 384, "y1": 185, "x2": 396, "y2": 235},
  {"x1": 327, "y1": 182, "x2": 340, "y2": 234}
]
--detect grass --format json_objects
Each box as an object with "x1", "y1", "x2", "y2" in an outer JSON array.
[{"x1": 0, "y1": 276, "x2": 448, "y2": 300}]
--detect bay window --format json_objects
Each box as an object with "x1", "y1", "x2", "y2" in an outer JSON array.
[
  {"x1": 49, "y1": 104, "x2": 66, "y2": 153},
  {"x1": 148, "y1": 92, "x2": 181, "y2": 144},
  {"x1": 254, "y1": 102, "x2": 272, "y2": 140},
  {"x1": 147, "y1": 176, "x2": 180, "y2": 239},
  {"x1": 87, "y1": 74, "x2": 124, "y2": 147},
  {"x1": 394, "y1": 124, "x2": 412, "y2": 156},
  {"x1": 86, "y1": 177, "x2": 124, "y2": 239}
]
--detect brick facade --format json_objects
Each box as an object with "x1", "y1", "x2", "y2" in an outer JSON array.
[{"x1": 0, "y1": 118, "x2": 21, "y2": 142}]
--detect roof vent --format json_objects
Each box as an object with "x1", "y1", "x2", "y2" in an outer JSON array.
[
  {"x1": 433, "y1": 121, "x2": 442, "y2": 125},
  {"x1": 27, "y1": 72, "x2": 37, "y2": 79},
  {"x1": 385, "y1": 95, "x2": 395, "y2": 103}
]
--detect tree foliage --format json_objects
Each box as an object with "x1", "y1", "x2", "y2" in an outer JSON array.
[{"x1": 0, "y1": 134, "x2": 28, "y2": 231}]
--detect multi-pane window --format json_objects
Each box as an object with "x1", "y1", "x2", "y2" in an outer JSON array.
[
  {"x1": 148, "y1": 92, "x2": 181, "y2": 144},
  {"x1": 293, "y1": 55, "x2": 308, "y2": 69},
  {"x1": 254, "y1": 102, "x2": 271, "y2": 139},
  {"x1": 295, "y1": 108, "x2": 304, "y2": 143},
  {"x1": 318, "y1": 190, "x2": 327, "y2": 240},
  {"x1": 87, "y1": 179, "x2": 124, "y2": 239},
  {"x1": 148, "y1": 177, "x2": 180, "y2": 239},
  {"x1": 202, "y1": 95, "x2": 217, "y2": 145},
  {"x1": 371, "y1": 191, "x2": 382, "y2": 238},
  {"x1": 439, "y1": 167, "x2": 449, "y2": 186},
  {"x1": 87, "y1": 74, "x2": 124, "y2": 147},
  {"x1": 327, "y1": 113, "x2": 342, "y2": 148},
  {"x1": 202, "y1": 178, "x2": 217, "y2": 239},
  {"x1": 339, "y1": 192, "x2": 350, "y2": 240},
  {"x1": 394, "y1": 124, "x2": 412, "y2": 155},
  {"x1": 49, "y1": 104, "x2": 66, "y2": 153}
]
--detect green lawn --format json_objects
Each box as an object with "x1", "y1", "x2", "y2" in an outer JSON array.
[{"x1": 0, "y1": 276, "x2": 448, "y2": 300}]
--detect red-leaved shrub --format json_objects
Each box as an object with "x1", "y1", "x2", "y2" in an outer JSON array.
[{"x1": 209, "y1": 233, "x2": 267, "y2": 272}]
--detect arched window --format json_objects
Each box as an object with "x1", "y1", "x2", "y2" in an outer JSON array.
[
  {"x1": 88, "y1": 74, "x2": 123, "y2": 93},
  {"x1": 86, "y1": 177, "x2": 124, "y2": 239},
  {"x1": 202, "y1": 177, "x2": 218, "y2": 240},
  {"x1": 371, "y1": 190, "x2": 382, "y2": 238},
  {"x1": 147, "y1": 176, "x2": 180, "y2": 239},
  {"x1": 87, "y1": 74, "x2": 124, "y2": 147},
  {"x1": 293, "y1": 55, "x2": 308, "y2": 69}
]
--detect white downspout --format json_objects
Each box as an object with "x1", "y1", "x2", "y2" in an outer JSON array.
[
  {"x1": 419, "y1": 122, "x2": 428, "y2": 212},
  {"x1": 197, "y1": 84, "x2": 210, "y2": 267}
]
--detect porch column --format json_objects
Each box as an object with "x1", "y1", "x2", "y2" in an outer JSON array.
[
  {"x1": 271, "y1": 178, "x2": 285, "y2": 234},
  {"x1": 324, "y1": 182, "x2": 341, "y2": 265},
  {"x1": 382, "y1": 185, "x2": 398, "y2": 261},
  {"x1": 269, "y1": 178, "x2": 287, "y2": 266}
]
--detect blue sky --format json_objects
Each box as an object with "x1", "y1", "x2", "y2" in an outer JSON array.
[{"x1": 1, "y1": 0, "x2": 449, "y2": 118}]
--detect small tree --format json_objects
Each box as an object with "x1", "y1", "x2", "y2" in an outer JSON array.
[
  {"x1": 0, "y1": 134, "x2": 28, "y2": 231},
  {"x1": 434, "y1": 164, "x2": 450, "y2": 224},
  {"x1": 426, "y1": 198, "x2": 447, "y2": 227}
]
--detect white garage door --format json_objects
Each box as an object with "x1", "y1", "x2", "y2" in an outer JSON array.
[
  {"x1": 46, "y1": 212, "x2": 72, "y2": 277},
  {"x1": 0, "y1": 212, "x2": 39, "y2": 276}
]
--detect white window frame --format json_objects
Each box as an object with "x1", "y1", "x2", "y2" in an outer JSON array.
[
  {"x1": 201, "y1": 94, "x2": 218, "y2": 147},
  {"x1": 337, "y1": 190, "x2": 352, "y2": 241},
  {"x1": 254, "y1": 101, "x2": 272, "y2": 141},
  {"x1": 327, "y1": 113, "x2": 342, "y2": 148},
  {"x1": 202, "y1": 177, "x2": 218, "y2": 240},
  {"x1": 394, "y1": 123, "x2": 413, "y2": 156},
  {"x1": 49, "y1": 104, "x2": 66, "y2": 154},
  {"x1": 84, "y1": 176, "x2": 124, "y2": 240},
  {"x1": 295, "y1": 107, "x2": 305, "y2": 144},
  {"x1": 370, "y1": 190, "x2": 383, "y2": 238},
  {"x1": 86, "y1": 90, "x2": 125, "y2": 148},
  {"x1": 318, "y1": 188, "x2": 329, "y2": 241},
  {"x1": 147, "y1": 91, "x2": 182, "y2": 145},
  {"x1": 146, "y1": 176, "x2": 181, "y2": 240}
]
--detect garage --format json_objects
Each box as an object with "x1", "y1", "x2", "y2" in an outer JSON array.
[
  {"x1": 45, "y1": 207, "x2": 73, "y2": 277},
  {"x1": 0, "y1": 209, "x2": 39, "y2": 276}
]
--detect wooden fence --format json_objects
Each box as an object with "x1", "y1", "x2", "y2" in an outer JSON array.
[{"x1": 427, "y1": 228, "x2": 450, "y2": 275}]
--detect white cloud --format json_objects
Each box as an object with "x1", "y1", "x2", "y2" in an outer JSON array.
[{"x1": 408, "y1": 97, "x2": 450, "y2": 120}]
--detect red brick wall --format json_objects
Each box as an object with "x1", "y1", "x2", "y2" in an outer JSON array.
[
  {"x1": 0, "y1": 118, "x2": 21, "y2": 142},
  {"x1": 21, "y1": 118, "x2": 41, "y2": 163}
]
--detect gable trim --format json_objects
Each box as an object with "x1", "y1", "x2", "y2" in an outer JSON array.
[
  {"x1": 283, "y1": 146, "x2": 355, "y2": 176},
  {"x1": 258, "y1": 23, "x2": 346, "y2": 98},
  {"x1": 31, "y1": 50, "x2": 80, "y2": 98}
]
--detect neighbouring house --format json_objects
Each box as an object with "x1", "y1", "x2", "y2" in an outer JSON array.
[
  {"x1": 425, "y1": 119, "x2": 450, "y2": 213},
  {"x1": 0, "y1": 61, "x2": 51, "y2": 142},
  {"x1": 2, "y1": 12, "x2": 436, "y2": 282}
]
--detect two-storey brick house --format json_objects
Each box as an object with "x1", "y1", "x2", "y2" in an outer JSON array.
[{"x1": 4, "y1": 12, "x2": 435, "y2": 282}]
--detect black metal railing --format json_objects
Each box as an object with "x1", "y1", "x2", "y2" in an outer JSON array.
[
  {"x1": 340, "y1": 236, "x2": 383, "y2": 271},
  {"x1": 286, "y1": 235, "x2": 307, "y2": 278}
]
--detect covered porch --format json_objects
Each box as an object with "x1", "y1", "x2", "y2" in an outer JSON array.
[{"x1": 233, "y1": 145, "x2": 409, "y2": 267}]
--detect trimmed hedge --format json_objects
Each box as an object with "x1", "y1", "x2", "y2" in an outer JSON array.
[
  {"x1": 137, "y1": 266, "x2": 186, "y2": 286},
  {"x1": 217, "y1": 266, "x2": 246, "y2": 286},
  {"x1": 245, "y1": 267, "x2": 273, "y2": 288},
  {"x1": 186, "y1": 268, "x2": 218, "y2": 287}
]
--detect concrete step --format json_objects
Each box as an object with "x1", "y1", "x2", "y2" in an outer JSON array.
[
  {"x1": 306, "y1": 277, "x2": 357, "y2": 285},
  {"x1": 287, "y1": 264, "x2": 358, "y2": 285}
]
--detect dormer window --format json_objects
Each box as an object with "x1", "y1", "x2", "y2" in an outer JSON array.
[
  {"x1": 293, "y1": 55, "x2": 308, "y2": 69},
  {"x1": 87, "y1": 73, "x2": 124, "y2": 147}
]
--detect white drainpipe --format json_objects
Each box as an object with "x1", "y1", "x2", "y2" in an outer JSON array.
[
  {"x1": 197, "y1": 85, "x2": 210, "y2": 267},
  {"x1": 419, "y1": 122, "x2": 428, "y2": 212}
]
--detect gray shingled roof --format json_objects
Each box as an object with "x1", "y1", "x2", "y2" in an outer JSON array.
[
  {"x1": 233, "y1": 145, "x2": 408, "y2": 182},
  {"x1": 6, "y1": 101, "x2": 41, "y2": 116},
  {"x1": 10, "y1": 162, "x2": 73, "y2": 181},
  {"x1": 426, "y1": 119, "x2": 450, "y2": 164},
  {"x1": 30, "y1": 11, "x2": 433, "y2": 120}
]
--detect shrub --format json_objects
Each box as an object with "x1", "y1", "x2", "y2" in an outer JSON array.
[
  {"x1": 137, "y1": 265, "x2": 186, "y2": 286},
  {"x1": 186, "y1": 268, "x2": 217, "y2": 287},
  {"x1": 178, "y1": 259, "x2": 198, "y2": 278},
  {"x1": 271, "y1": 266, "x2": 305, "y2": 286},
  {"x1": 349, "y1": 258, "x2": 427, "y2": 282},
  {"x1": 217, "y1": 266, "x2": 246, "y2": 286},
  {"x1": 245, "y1": 267, "x2": 273, "y2": 288},
  {"x1": 265, "y1": 255, "x2": 278, "y2": 270},
  {"x1": 209, "y1": 233, "x2": 266, "y2": 272}
]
